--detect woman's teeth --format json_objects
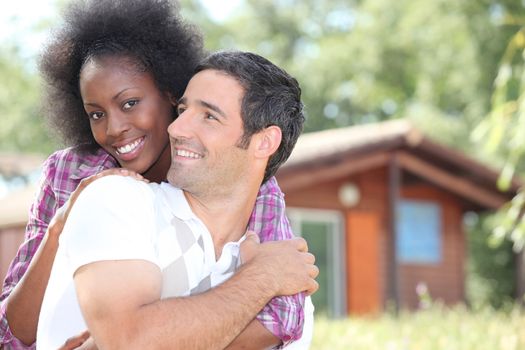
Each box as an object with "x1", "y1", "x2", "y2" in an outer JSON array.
[{"x1": 117, "y1": 138, "x2": 142, "y2": 154}]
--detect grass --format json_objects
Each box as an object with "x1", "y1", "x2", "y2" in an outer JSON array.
[{"x1": 311, "y1": 304, "x2": 525, "y2": 350}]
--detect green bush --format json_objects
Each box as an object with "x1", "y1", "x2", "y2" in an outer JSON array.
[
  {"x1": 466, "y1": 213, "x2": 516, "y2": 309},
  {"x1": 311, "y1": 304, "x2": 525, "y2": 349}
]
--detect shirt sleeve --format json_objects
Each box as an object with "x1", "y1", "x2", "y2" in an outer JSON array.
[
  {"x1": 248, "y1": 176, "x2": 305, "y2": 348},
  {"x1": 61, "y1": 176, "x2": 158, "y2": 273},
  {"x1": 0, "y1": 154, "x2": 59, "y2": 350}
]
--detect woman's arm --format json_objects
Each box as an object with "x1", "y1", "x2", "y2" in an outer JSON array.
[
  {"x1": 1, "y1": 151, "x2": 143, "y2": 348},
  {"x1": 0, "y1": 154, "x2": 61, "y2": 348},
  {"x1": 240, "y1": 176, "x2": 306, "y2": 348}
]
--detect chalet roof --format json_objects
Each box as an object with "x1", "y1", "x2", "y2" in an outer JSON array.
[
  {"x1": 0, "y1": 185, "x2": 35, "y2": 229},
  {"x1": 0, "y1": 152, "x2": 44, "y2": 178},
  {"x1": 0, "y1": 153, "x2": 44, "y2": 228},
  {"x1": 285, "y1": 119, "x2": 417, "y2": 166},
  {"x1": 277, "y1": 119, "x2": 522, "y2": 211}
]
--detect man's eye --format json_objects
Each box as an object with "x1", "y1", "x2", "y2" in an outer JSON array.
[
  {"x1": 123, "y1": 99, "x2": 139, "y2": 110},
  {"x1": 176, "y1": 107, "x2": 186, "y2": 116},
  {"x1": 205, "y1": 113, "x2": 218, "y2": 121},
  {"x1": 89, "y1": 111, "x2": 104, "y2": 120}
]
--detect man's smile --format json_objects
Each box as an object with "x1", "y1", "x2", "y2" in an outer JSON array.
[{"x1": 175, "y1": 148, "x2": 204, "y2": 159}]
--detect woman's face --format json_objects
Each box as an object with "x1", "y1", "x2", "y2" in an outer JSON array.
[{"x1": 79, "y1": 56, "x2": 174, "y2": 182}]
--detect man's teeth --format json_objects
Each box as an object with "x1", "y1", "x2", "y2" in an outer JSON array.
[
  {"x1": 176, "y1": 149, "x2": 202, "y2": 159},
  {"x1": 117, "y1": 139, "x2": 142, "y2": 154}
]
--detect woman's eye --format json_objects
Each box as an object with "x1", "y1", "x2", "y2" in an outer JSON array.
[
  {"x1": 123, "y1": 99, "x2": 139, "y2": 110},
  {"x1": 89, "y1": 111, "x2": 104, "y2": 120}
]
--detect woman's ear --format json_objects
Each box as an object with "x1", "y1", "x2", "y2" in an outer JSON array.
[{"x1": 254, "y1": 125, "x2": 282, "y2": 159}]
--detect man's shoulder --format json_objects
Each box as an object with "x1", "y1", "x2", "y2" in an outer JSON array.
[{"x1": 75, "y1": 175, "x2": 157, "y2": 213}]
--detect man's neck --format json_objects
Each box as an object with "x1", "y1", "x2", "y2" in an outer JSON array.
[{"x1": 184, "y1": 185, "x2": 259, "y2": 260}]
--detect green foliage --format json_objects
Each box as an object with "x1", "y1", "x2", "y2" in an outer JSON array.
[
  {"x1": 466, "y1": 214, "x2": 516, "y2": 309},
  {"x1": 312, "y1": 304, "x2": 525, "y2": 349},
  {"x1": 0, "y1": 44, "x2": 56, "y2": 154},
  {"x1": 181, "y1": 0, "x2": 514, "y2": 147},
  {"x1": 472, "y1": 5, "x2": 525, "y2": 250}
]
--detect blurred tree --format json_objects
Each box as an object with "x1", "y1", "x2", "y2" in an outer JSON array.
[
  {"x1": 472, "y1": 2, "x2": 525, "y2": 252},
  {"x1": 182, "y1": 0, "x2": 517, "y2": 146},
  {"x1": 0, "y1": 44, "x2": 55, "y2": 153},
  {"x1": 466, "y1": 213, "x2": 516, "y2": 309},
  {"x1": 0, "y1": 0, "x2": 63, "y2": 155}
]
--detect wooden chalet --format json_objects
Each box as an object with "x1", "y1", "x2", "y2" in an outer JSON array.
[{"x1": 276, "y1": 119, "x2": 521, "y2": 316}]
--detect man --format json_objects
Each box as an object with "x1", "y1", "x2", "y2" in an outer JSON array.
[{"x1": 37, "y1": 51, "x2": 317, "y2": 349}]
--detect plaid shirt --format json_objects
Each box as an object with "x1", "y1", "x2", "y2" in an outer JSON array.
[{"x1": 0, "y1": 147, "x2": 304, "y2": 349}]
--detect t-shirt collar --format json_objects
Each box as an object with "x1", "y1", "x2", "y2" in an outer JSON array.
[{"x1": 158, "y1": 182, "x2": 195, "y2": 221}]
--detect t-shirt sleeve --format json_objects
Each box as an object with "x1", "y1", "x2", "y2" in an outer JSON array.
[{"x1": 60, "y1": 175, "x2": 158, "y2": 273}]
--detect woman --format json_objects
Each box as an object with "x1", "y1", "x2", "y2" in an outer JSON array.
[{"x1": 0, "y1": 0, "x2": 303, "y2": 349}]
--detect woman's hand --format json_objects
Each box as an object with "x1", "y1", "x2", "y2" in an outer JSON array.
[
  {"x1": 48, "y1": 168, "x2": 148, "y2": 240},
  {"x1": 58, "y1": 330, "x2": 97, "y2": 350}
]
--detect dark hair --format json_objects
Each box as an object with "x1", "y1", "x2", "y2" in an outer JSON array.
[
  {"x1": 39, "y1": 0, "x2": 204, "y2": 152},
  {"x1": 195, "y1": 51, "x2": 305, "y2": 182}
]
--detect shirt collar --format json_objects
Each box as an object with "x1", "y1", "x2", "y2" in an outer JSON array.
[{"x1": 158, "y1": 182, "x2": 195, "y2": 221}]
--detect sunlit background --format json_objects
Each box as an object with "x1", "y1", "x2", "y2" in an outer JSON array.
[{"x1": 1, "y1": 0, "x2": 525, "y2": 348}]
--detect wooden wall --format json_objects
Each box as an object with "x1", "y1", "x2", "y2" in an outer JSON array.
[
  {"x1": 280, "y1": 166, "x2": 466, "y2": 314},
  {"x1": 400, "y1": 185, "x2": 465, "y2": 308}
]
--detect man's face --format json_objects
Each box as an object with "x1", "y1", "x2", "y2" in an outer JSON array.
[{"x1": 167, "y1": 69, "x2": 251, "y2": 196}]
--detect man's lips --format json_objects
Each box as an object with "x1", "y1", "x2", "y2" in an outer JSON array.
[{"x1": 174, "y1": 148, "x2": 203, "y2": 159}]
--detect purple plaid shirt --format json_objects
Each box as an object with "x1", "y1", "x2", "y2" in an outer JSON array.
[{"x1": 0, "y1": 147, "x2": 304, "y2": 349}]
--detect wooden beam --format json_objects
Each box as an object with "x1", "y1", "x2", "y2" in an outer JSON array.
[
  {"x1": 386, "y1": 154, "x2": 401, "y2": 313},
  {"x1": 397, "y1": 152, "x2": 507, "y2": 209},
  {"x1": 277, "y1": 152, "x2": 390, "y2": 192}
]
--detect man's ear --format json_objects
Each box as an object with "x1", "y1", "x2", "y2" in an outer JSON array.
[{"x1": 254, "y1": 125, "x2": 282, "y2": 158}]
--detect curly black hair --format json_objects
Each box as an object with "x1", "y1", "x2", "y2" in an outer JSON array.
[{"x1": 39, "y1": 0, "x2": 204, "y2": 152}]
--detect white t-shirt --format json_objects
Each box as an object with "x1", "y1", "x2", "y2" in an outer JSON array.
[{"x1": 36, "y1": 176, "x2": 313, "y2": 349}]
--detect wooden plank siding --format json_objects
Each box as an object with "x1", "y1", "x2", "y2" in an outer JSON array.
[
  {"x1": 400, "y1": 185, "x2": 465, "y2": 309},
  {"x1": 0, "y1": 226, "x2": 25, "y2": 282},
  {"x1": 347, "y1": 211, "x2": 381, "y2": 314},
  {"x1": 280, "y1": 165, "x2": 467, "y2": 314}
]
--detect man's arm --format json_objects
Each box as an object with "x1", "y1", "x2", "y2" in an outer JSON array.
[
  {"x1": 225, "y1": 320, "x2": 279, "y2": 350},
  {"x1": 74, "y1": 234, "x2": 317, "y2": 350}
]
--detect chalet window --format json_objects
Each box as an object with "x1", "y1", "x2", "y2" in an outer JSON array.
[
  {"x1": 396, "y1": 200, "x2": 441, "y2": 264},
  {"x1": 287, "y1": 208, "x2": 346, "y2": 318}
]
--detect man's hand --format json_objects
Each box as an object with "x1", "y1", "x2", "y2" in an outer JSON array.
[{"x1": 240, "y1": 231, "x2": 319, "y2": 296}]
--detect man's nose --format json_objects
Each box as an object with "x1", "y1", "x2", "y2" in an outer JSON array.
[{"x1": 168, "y1": 109, "x2": 194, "y2": 139}]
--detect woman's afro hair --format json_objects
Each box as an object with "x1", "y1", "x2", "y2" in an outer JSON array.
[{"x1": 39, "y1": 0, "x2": 204, "y2": 152}]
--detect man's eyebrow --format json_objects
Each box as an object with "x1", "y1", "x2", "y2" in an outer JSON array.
[
  {"x1": 199, "y1": 100, "x2": 227, "y2": 118},
  {"x1": 177, "y1": 97, "x2": 187, "y2": 105},
  {"x1": 176, "y1": 97, "x2": 227, "y2": 118}
]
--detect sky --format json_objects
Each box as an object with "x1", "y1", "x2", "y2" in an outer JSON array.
[{"x1": 0, "y1": 0, "x2": 241, "y2": 61}]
